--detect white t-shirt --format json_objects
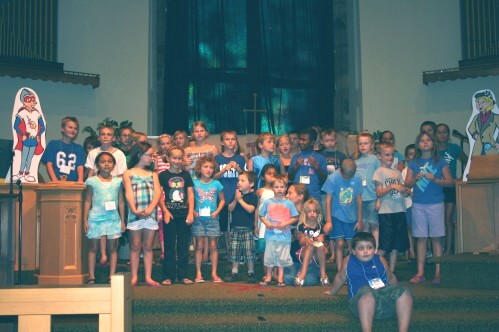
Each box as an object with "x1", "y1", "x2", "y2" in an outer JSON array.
[{"x1": 85, "y1": 147, "x2": 127, "y2": 176}]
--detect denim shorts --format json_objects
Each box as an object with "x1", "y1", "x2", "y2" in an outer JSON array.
[
  {"x1": 330, "y1": 217, "x2": 358, "y2": 240},
  {"x1": 362, "y1": 200, "x2": 378, "y2": 225},
  {"x1": 126, "y1": 218, "x2": 159, "y2": 231},
  {"x1": 191, "y1": 217, "x2": 221, "y2": 237}
]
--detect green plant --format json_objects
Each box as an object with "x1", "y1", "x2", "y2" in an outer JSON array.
[{"x1": 82, "y1": 117, "x2": 133, "y2": 138}]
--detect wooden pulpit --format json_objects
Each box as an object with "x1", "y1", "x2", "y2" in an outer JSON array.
[
  {"x1": 456, "y1": 155, "x2": 499, "y2": 254},
  {"x1": 36, "y1": 182, "x2": 87, "y2": 285}
]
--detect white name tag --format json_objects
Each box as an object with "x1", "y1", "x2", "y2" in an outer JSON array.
[
  {"x1": 300, "y1": 176, "x2": 310, "y2": 184},
  {"x1": 105, "y1": 201, "x2": 117, "y2": 211},
  {"x1": 59, "y1": 165, "x2": 71, "y2": 174},
  {"x1": 273, "y1": 229, "x2": 283, "y2": 234},
  {"x1": 368, "y1": 277, "x2": 386, "y2": 289},
  {"x1": 199, "y1": 207, "x2": 211, "y2": 217},
  {"x1": 362, "y1": 177, "x2": 367, "y2": 186}
]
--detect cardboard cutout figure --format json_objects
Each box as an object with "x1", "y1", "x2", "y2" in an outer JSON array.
[
  {"x1": 5, "y1": 88, "x2": 47, "y2": 183},
  {"x1": 463, "y1": 89, "x2": 499, "y2": 181}
]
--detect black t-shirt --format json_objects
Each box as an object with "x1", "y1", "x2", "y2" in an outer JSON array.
[
  {"x1": 159, "y1": 170, "x2": 194, "y2": 218},
  {"x1": 231, "y1": 192, "x2": 258, "y2": 229}
]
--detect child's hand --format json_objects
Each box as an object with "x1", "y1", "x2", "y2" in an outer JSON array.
[
  {"x1": 121, "y1": 222, "x2": 126, "y2": 232},
  {"x1": 193, "y1": 211, "x2": 199, "y2": 218},
  {"x1": 324, "y1": 222, "x2": 332, "y2": 235},
  {"x1": 234, "y1": 190, "x2": 242, "y2": 202},
  {"x1": 186, "y1": 213, "x2": 194, "y2": 225},
  {"x1": 375, "y1": 200, "x2": 381, "y2": 211},
  {"x1": 425, "y1": 173, "x2": 435, "y2": 181},
  {"x1": 266, "y1": 223, "x2": 274, "y2": 230},
  {"x1": 391, "y1": 183, "x2": 406, "y2": 193},
  {"x1": 163, "y1": 210, "x2": 173, "y2": 224},
  {"x1": 308, "y1": 156, "x2": 319, "y2": 169},
  {"x1": 84, "y1": 221, "x2": 89, "y2": 233},
  {"x1": 354, "y1": 221, "x2": 362, "y2": 231},
  {"x1": 211, "y1": 212, "x2": 219, "y2": 219}
]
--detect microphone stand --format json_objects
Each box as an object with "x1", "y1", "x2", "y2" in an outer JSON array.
[
  {"x1": 9, "y1": 151, "x2": 14, "y2": 195},
  {"x1": 16, "y1": 179, "x2": 23, "y2": 285}
]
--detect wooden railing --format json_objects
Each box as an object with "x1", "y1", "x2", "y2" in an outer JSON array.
[{"x1": 0, "y1": 273, "x2": 132, "y2": 332}]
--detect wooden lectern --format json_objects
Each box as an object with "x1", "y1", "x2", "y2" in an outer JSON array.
[
  {"x1": 36, "y1": 182, "x2": 87, "y2": 285},
  {"x1": 456, "y1": 155, "x2": 499, "y2": 254}
]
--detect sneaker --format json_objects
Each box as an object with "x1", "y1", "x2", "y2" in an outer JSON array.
[
  {"x1": 224, "y1": 273, "x2": 240, "y2": 282},
  {"x1": 247, "y1": 273, "x2": 257, "y2": 283}
]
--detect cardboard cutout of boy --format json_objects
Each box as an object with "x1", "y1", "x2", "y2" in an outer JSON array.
[
  {"x1": 5, "y1": 87, "x2": 47, "y2": 183},
  {"x1": 463, "y1": 89, "x2": 499, "y2": 181}
]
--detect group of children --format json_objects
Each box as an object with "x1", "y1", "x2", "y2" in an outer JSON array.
[{"x1": 41, "y1": 116, "x2": 467, "y2": 331}]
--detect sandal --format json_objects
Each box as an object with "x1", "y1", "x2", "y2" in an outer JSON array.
[
  {"x1": 320, "y1": 277, "x2": 330, "y2": 286},
  {"x1": 212, "y1": 277, "x2": 223, "y2": 283},
  {"x1": 432, "y1": 277, "x2": 441, "y2": 286},
  {"x1": 276, "y1": 281, "x2": 286, "y2": 288},
  {"x1": 182, "y1": 278, "x2": 194, "y2": 285},
  {"x1": 259, "y1": 279, "x2": 271, "y2": 287},
  {"x1": 409, "y1": 275, "x2": 426, "y2": 284},
  {"x1": 86, "y1": 279, "x2": 96, "y2": 285},
  {"x1": 294, "y1": 276, "x2": 304, "y2": 287},
  {"x1": 195, "y1": 278, "x2": 205, "y2": 283},
  {"x1": 161, "y1": 279, "x2": 172, "y2": 286}
]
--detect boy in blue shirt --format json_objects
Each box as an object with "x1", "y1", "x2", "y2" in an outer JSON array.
[
  {"x1": 42, "y1": 116, "x2": 85, "y2": 183},
  {"x1": 322, "y1": 158, "x2": 363, "y2": 271},
  {"x1": 288, "y1": 127, "x2": 328, "y2": 201},
  {"x1": 325, "y1": 232, "x2": 413, "y2": 332}
]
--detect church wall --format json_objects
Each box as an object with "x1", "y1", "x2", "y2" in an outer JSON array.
[
  {"x1": 357, "y1": 0, "x2": 497, "y2": 158},
  {"x1": 0, "y1": 0, "x2": 150, "y2": 144}
]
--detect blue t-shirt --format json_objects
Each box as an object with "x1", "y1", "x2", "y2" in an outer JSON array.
[
  {"x1": 321, "y1": 171, "x2": 363, "y2": 223},
  {"x1": 215, "y1": 153, "x2": 247, "y2": 203},
  {"x1": 408, "y1": 157, "x2": 447, "y2": 204},
  {"x1": 42, "y1": 140, "x2": 86, "y2": 181},
  {"x1": 251, "y1": 154, "x2": 281, "y2": 189},
  {"x1": 346, "y1": 254, "x2": 387, "y2": 299},
  {"x1": 289, "y1": 150, "x2": 327, "y2": 200},
  {"x1": 259, "y1": 198, "x2": 299, "y2": 242},
  {"x1": 354, "y1": 154, "x2": 380, "y2": 201},
  {"x1": 193, "y1": 179, "x2": 224, "y2": 218},
  {"x1": 438, "y1": 143, "x2": 462, "y2": 178}
]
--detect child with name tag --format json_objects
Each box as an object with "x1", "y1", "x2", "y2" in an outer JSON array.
[
  {"x1": 353, "y1": 132, "x2": 381, "y2": 249},
  {"x1": 259, "y1": 174, "x2": 299, "y2": 287},
  {"x1": 325, "y1": 232, "x2": 413, "y2": 332},
  {"x1": 123, "y1": 142, "x2": 162, "y2": 287},
  {"x1": 288, "y1": 127, "x2": 328, "y2": 202},
  {"x1": 83, "y1": 152, "x2": 125, "y2": 284},
  {"x1": 42, "y1": 116, "x2": 86, "y2": 183},
  {"x1": 192, "y1": 155, "x2": 225, "y2": 283}
]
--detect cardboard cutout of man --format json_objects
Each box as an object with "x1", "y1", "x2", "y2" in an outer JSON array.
[
  {"x1": 8, "y1": 88, "x2": 46, "y2": 183},
  {"x1": 463, "y1": 89, "x2": 499, "y2": 181}
]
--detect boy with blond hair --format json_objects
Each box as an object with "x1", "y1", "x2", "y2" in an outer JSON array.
[
  {"x1": 42, "y1": 116, "x2": 86, "y2": 183},
  {"x1": 248, "y1": 132, "x2": 281, "y2": 189}
]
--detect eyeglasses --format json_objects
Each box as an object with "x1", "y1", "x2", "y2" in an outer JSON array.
[
  {"x1": 143, "y1": 153, "x2": 154, "y2": 158},
  {"x1": 23, "y1": 96, "x2": 37, "y2": 103}
]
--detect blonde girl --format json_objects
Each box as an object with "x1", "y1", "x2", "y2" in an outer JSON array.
[
  {"x1": 277, "y1": 134, "x2": 292, "y2": 175},
  {"x1": 192, "y1": 155, "x2": 225, "y2": 283},
  {"x1": 123, "y1": 142, "x2": 162, "y2": 287},
  {"x1": 159, "y1": 146, "x2": 195, "y2": 285},
  {"x1": 83, "y1": 152, "x2": 125, "y2": 284},
  {"x1": 155, "y1": 134, "x2": 173, "y2": 261},
  {"x1": 353, "y1": 132, "x2": 381, "y2": 249},
  {"x1": 294, "y1": 198, "x2": 329, "y2": 287},
  {"x1": 185, "y1": 121, "x2": 220, "y2": 263},
  {"x1": 185, "y1": 121, "x2": 220, "y2": 180}
]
